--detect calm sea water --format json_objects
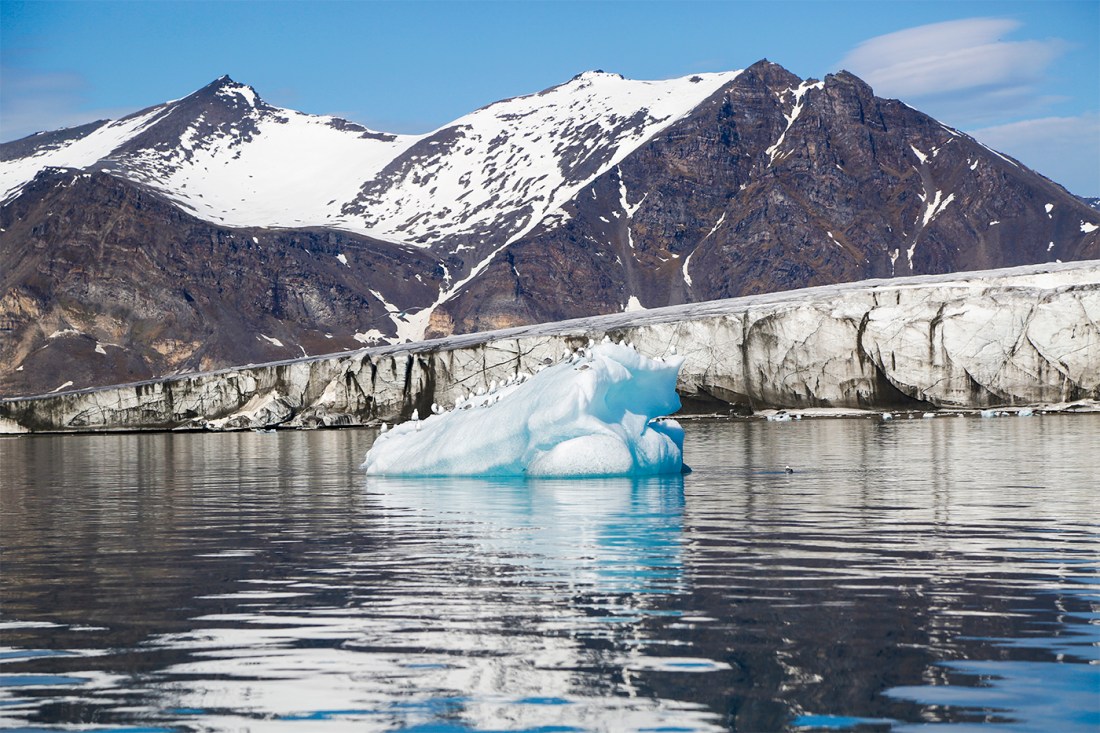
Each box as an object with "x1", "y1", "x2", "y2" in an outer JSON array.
[{"x1": 1, "y1": 415, "x2": 1097, "y2": 732}]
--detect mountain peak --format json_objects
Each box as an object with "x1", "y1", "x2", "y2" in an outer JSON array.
[
  {"x1": 828, "y1": 69, "x2": 872, "y2": 89},
  {"x1": 187, "y1": 75, "x2": 262, "y2": 109},
  {"x1": 737, "y1": 59, "x2": 803, "y2": 95},
  {"x1": 570, "y1": 69, "x2": 626, "y2": 83}
]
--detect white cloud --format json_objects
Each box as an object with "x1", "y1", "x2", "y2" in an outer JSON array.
[
  {"x1": 838, "y1": 18, "x2": 1068, "y2": 125},
  {"x1": 969, "y1": 113, "x2": 1100, "y2": 197}
]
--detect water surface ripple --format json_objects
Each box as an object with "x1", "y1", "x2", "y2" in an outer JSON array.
[{"x1": 1, "y1": 415, "x2": 1097, "y2": 732}]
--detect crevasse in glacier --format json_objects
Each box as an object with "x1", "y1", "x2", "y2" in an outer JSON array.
[{"x1": 361, "y1": 341, "x2": 686, "y2": 477}]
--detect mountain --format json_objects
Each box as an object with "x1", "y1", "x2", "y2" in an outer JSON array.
[
  {"x1": 0, "y1": 168, "x2": 443, "y2": 396},
  {"x1": 2, "y1": 61, "x2": 1098, "y2": 397}
]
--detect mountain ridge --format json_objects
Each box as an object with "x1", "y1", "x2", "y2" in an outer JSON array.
[{"x1": 2, "y1": 60, "x2": 1098, "y2": 397}]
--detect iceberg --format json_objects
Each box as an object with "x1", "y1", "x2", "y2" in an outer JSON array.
[{"x1": 361, "y1": 341, "x2": 686, "y2": 477}]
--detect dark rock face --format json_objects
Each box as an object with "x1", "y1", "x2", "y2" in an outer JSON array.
[
  {"x1": 432, "y1": 62, "x2": 1100, "y2": 335},
  {"x1": 0, "y1": 168, "x2": 442, "y2": 396}
]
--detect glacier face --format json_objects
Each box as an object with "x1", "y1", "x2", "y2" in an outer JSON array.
[
  {"x1": 361, "y1": 342, "x2": 686, "y2": 477},
  {"x1": 1, "y1": 262, "x2": 1097, "y2": 433}
]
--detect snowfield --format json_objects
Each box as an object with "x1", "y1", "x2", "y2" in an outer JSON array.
[{"x1": 1, "y1": 71, "x2": 740, "y2": 246}]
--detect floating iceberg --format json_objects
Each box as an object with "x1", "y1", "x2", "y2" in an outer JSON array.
[{"x1": 361, "y1": 341, "x2": 686, "y2": 477}]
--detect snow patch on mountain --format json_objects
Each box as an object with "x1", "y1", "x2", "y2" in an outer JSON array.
[
  {"x1": 123, "y1": 104, "x2": 420, "y2": 231},
  {"x1": 1, "y1": 107, "x2": 171, "y2": 201},
  {"x1": 343, "y1": 70, "x2": 743, "y2": 248},
  {"x1": 921, "y1": 190, "x2": 956, "y2": 227},
  {"x1": 765, "y1": 80, "x2": 823, "y2": 165}
]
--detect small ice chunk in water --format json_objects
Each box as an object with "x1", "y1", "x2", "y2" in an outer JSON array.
[{"x1": 361, "y1": 342, "x2": 686, "y2": 477}]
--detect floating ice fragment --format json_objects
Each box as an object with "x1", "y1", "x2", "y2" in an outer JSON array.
[{"x1": 361, "y1": 342, "x2": 686, "y2": 477}]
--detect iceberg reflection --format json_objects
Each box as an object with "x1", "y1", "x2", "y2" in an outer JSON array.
[
  {"x1": 137, "y1": 474, "x2": 723, "y2": 731},
  {"x1": 365, "y1": 474, "x2": 687, "y2": 593}
]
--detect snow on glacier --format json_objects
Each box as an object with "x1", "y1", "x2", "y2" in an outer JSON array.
[{"x1": 361, "y1": 341, "x2": 686, "y2": 477}]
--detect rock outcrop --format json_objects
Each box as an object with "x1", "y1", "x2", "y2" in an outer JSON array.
[{"x1": 2, "y1": 262, "x2": 1096, "y2": 433}]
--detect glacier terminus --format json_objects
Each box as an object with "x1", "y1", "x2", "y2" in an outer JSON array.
[{"x1": 1, "y1": 261, "x2": 1097, "y2": 434}]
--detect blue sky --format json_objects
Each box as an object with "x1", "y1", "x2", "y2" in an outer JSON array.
[{"x1": 2, "y1": 0, "x2": 1098, "y2": 195}]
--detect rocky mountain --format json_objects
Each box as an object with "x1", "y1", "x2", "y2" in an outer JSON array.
[
  {"x1": 0, "y1": 169, "x2": 443, "y2": 395},
  {"x1": 2, "y1": 61, "x2": 1098, "y2": 396}
]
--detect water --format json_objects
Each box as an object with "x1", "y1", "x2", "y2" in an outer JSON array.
[{"x1": 1, "y1": 415, "x2": 1097, "y2": 732}]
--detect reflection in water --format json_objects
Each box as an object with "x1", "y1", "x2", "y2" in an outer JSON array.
[
  {"x1": 146, "y1": 475, "x2": 707, "y2": 732},
  {"x1": 366, "y1": 474, "x2": 687, "y2": 594},
  {"x1": 0, "y1": 415, "x2": 1097, "y2": 732}
]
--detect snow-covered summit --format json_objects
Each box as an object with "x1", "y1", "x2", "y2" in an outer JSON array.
[
  {"x1": 341, "y1": 69, "x2": 743, "y2": 250},
  {"x1": 208, "y1": 75, "x2": 261, "y2": 108},
  {"x1": 1, "y1": 69, "x2": 741, "y2": 244},
  {"x1": 0, "y1": 74, "x2": 421, "y2": 229}
]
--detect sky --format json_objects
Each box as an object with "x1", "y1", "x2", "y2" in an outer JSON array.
[{"x1": 1, "y1": 0, "x2": 1098, "y2": 196}]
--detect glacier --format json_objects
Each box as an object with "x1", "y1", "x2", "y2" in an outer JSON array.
[
  {"x1": 1, "y1": 261, "x2": 1097, "y2": 434},
  {"x1": 361, "y1": 341, "x2": 686, "y2": 477}
]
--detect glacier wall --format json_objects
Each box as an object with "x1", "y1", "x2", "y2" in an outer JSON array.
[{"x1": 2, "y1": 262, "x2": 1098, "y2": 433}]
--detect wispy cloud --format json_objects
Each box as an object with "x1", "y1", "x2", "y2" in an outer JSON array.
[
  {"x1": 969, "y1": 113, "x2": 1100, "y2": 197},
  {"x1": 0, "y1": 68, "x2": 134, "y2": 142},
  {"x1": 837, "y1": 18, "x2": 1068, "y2": 125}
]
